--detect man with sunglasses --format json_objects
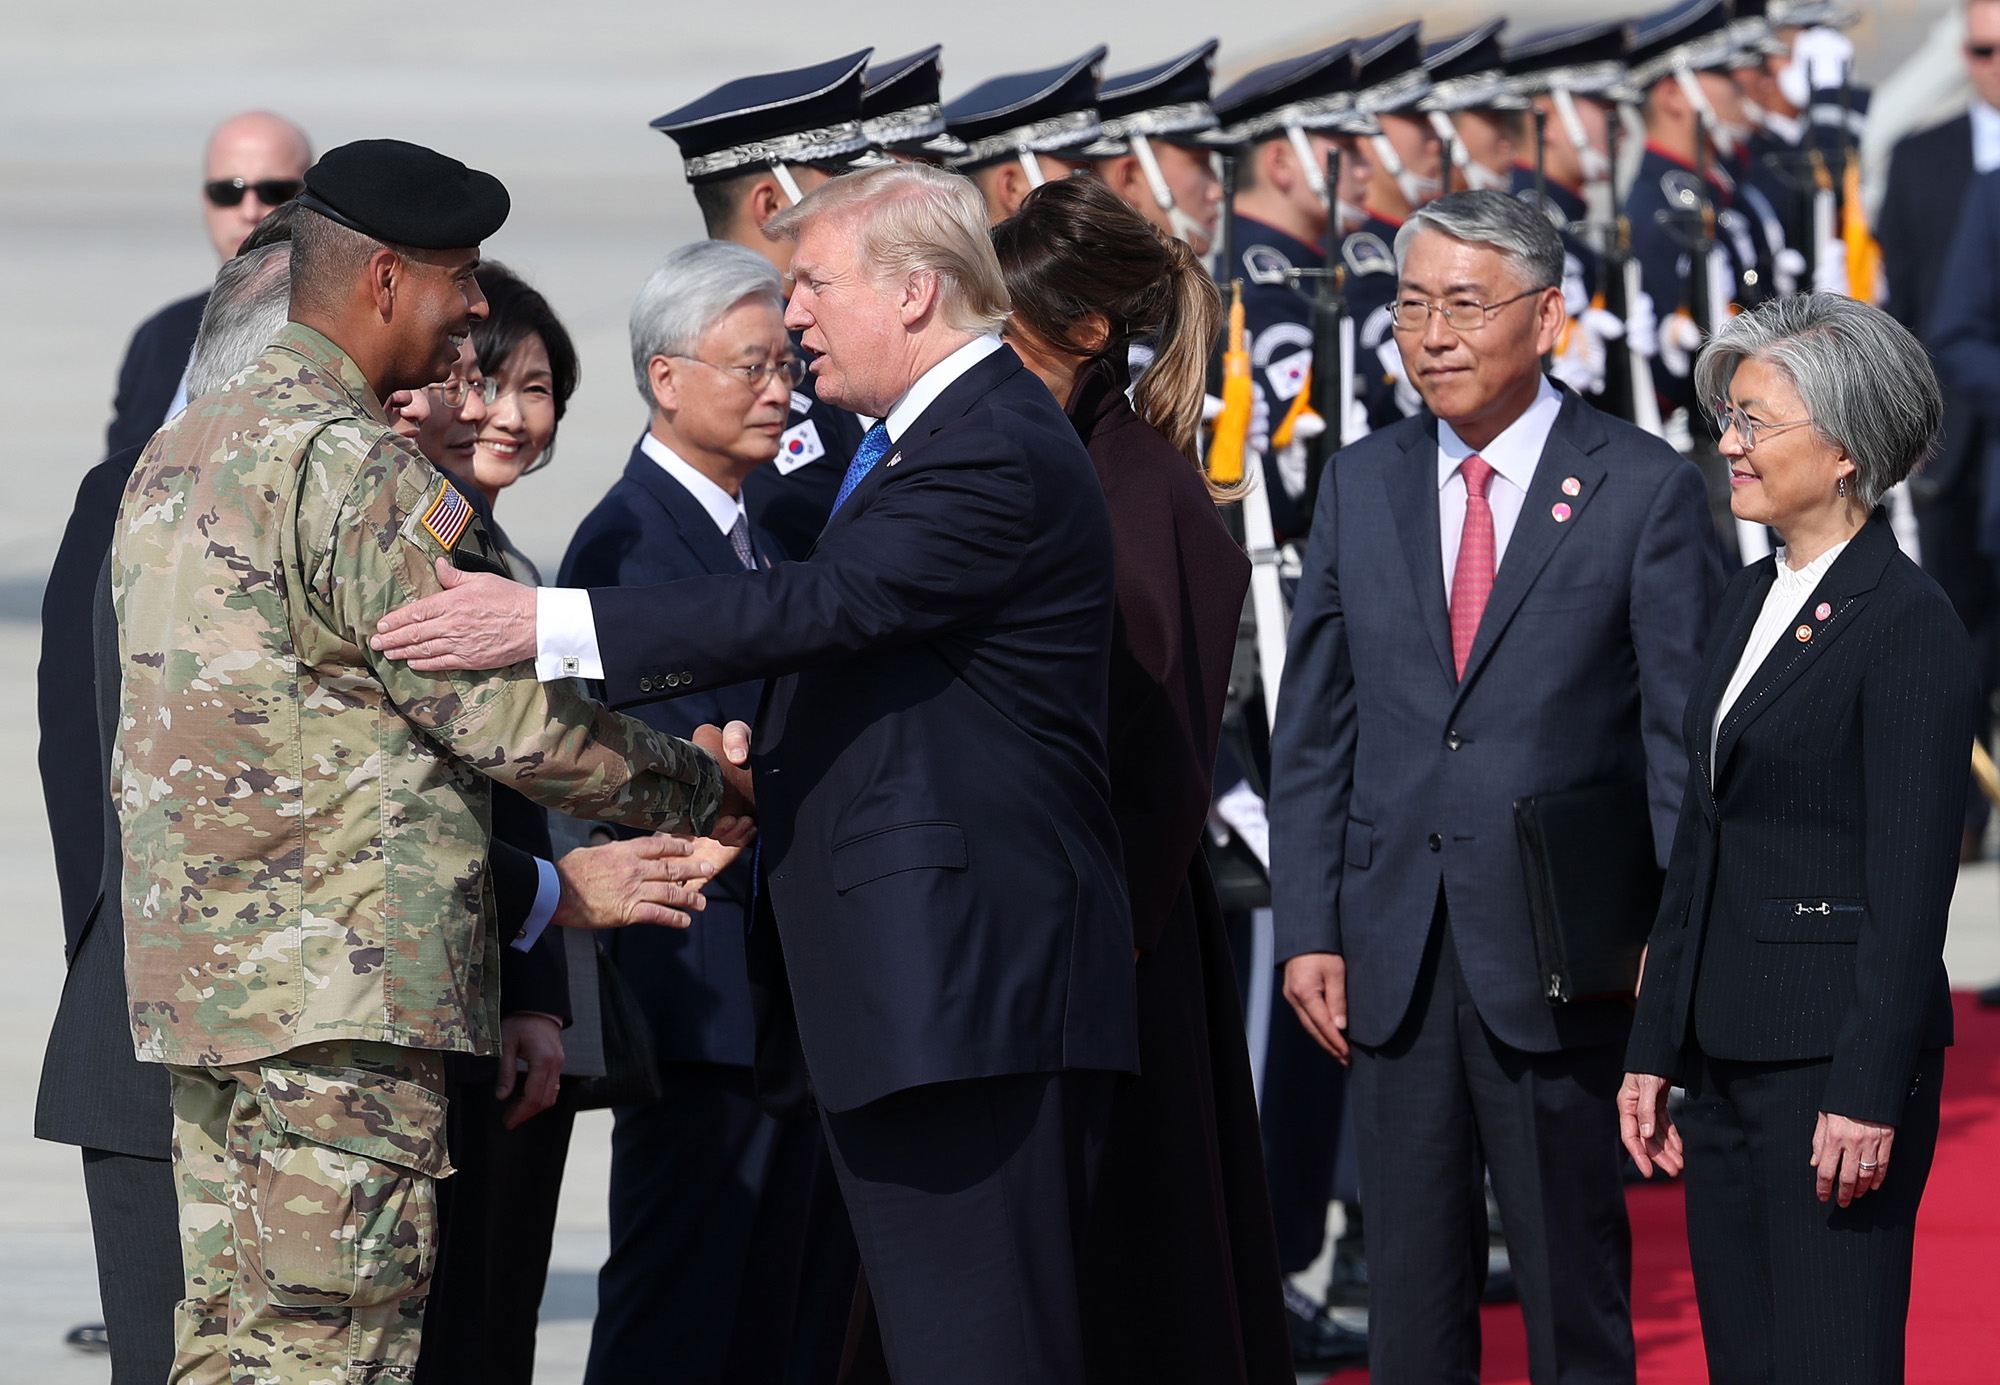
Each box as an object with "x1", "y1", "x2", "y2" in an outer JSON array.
[
  {"x1": 1270, "y1": 189, "x2": 1720, "y2": 1384},
  {"x1": 1883, "y1": 0, "x2": 2000, "y2": 883},
  {"x1": 105, "y1": 110, "x2": 311, "y2": 456}
]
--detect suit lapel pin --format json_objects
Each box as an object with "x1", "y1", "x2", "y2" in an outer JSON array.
[
  {"x1": 1815, "y1": 602, "x2": 1831, "y2": 620},
  {"x1": 1551, "y1": 502, "x2": 1572, "y2": 523},
  {"x1": 1561, "y1": 476, "x2": 1581, "y2": 496},
  {"x1": 1795, "y1": 624, "x2": 1813, "y2": 643},
  {"x1": 885, "y1": 451, "x2": 901, "y2": 467}
]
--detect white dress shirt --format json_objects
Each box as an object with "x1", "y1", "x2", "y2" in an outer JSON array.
[
  {"x1": 1973, "y1": 97, "x2": 2000, "y2": 175},
  {"x1": 1437, "y1": 375, "x2": 1564, "y2": 591},
  {"x1": 1709, "y1": 539, "x2": 1850, "y2": 779},
  {"x1": 641, "y1": 431, "x2": 749, "y2": 535},
  {"x1": 534, "y1": 334, "x2": 1005, "y2": 682}
]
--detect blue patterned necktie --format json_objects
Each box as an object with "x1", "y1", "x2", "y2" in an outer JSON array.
[{"x1": 830, "y1": 423, "x2": 891, "y2": 516}]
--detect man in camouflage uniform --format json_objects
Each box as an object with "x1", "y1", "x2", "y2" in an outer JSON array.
[{"x1": 112, "y1": 138, "x2": 748, "y2": 1383}]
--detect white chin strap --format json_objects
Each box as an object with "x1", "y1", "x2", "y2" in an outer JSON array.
[
  {"x1": 1131, "y1": 134, "x2": 1212, "y2": 248},
  {"x1": 1426, "y1": 112, "x2": 1508, "y2": 191},
  {"x1": 1673, "y1": 65, "x2": 1738, "y2": 161},
  {"x1": 1550, "y1": 87, "x2": 1611, "y2": 185},
  {"x1": 1017, "y1": 148, "x2": 1048, "y2": 189},
  {"x1": 768, "y1": 161, "x2": 804, "y2": 205},
  {"x1": 1370, "y1": 130, "x2": 1441, "y2": 206},
  {"x1": 1285, "y1": 124, "x2": 1330, "y2": 208}
]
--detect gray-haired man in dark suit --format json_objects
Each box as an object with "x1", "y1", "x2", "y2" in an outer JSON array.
[{"x1": 1270, "y1": 189, "x2": 1723, "y2": 1385}]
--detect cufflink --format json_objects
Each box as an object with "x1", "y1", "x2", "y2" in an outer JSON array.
[{"x1": 561, "y1": 656, "x2": 580, "y2": 677}]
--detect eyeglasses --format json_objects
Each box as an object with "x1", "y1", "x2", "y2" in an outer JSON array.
[
  {"x1": 1968, "y1": 43, "x2": 1998, "y2": 61},
  {"x1": 1390, "y1": 288, "x2": 1544, "y2": 333},
  {"x1": 431, "y1": 375, "x2": 490, "y2": 408},
  {"x1": 671, "y1": 354, "x2": 806, "y2": 392},
  {"x1": 1711, "y1": 398, "x2": 1815, "y2": 452},
  {"x1": 204, "y1": 177, "x2": 303, "y2": 208}
]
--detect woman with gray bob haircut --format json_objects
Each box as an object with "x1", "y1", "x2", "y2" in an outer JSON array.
[{"x1": 1621, "y1": 292, "x2": 1976, "y2": 1382}]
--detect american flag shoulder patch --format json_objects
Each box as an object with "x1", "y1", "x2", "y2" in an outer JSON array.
[{"x1": 420, "y1": 478, "x2": 474, "y2": 551}]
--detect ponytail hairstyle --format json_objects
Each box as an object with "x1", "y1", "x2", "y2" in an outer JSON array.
[{"x1": 991, "y1": 176, "x2": 1228, "y2": 494}]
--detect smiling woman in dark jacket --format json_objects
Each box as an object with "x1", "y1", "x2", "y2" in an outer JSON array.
[
  {"x1": 992, "y1": 176, "x2": 1290, "y2": 1385},
  {"x1": 1621, "y1": 293, "x2": 1978, "y2": 1385}
]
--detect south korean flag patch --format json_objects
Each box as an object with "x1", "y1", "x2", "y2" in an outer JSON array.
[
  {"x1": 1264, "y1": 346, "x2": 1312, "y2": 402},
  {"x1": 776, "y1": 419, "x2": 826, "y2": 474}
]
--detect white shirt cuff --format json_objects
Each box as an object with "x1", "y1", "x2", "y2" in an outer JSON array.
[
  {"x1": 510, "y1": 855, "x2": 563, "y2": 952},
  {"x1": 534, "y1": 587, "x2": 603, "y2": 682}
]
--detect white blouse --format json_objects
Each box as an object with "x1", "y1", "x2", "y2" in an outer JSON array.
[{"x1": 1710, "y1": 540, "x2": 1851, "y2": 781}]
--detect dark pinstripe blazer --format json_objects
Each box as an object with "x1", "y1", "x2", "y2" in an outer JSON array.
[{"x1": 1626, "y1": 513, "x2": 1979, "y2": 1126}]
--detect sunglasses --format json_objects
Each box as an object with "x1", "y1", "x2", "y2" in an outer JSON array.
[
  {"x1": 1969, "y1": 44, "x2": 1998, "y2": 60},
  {"x1": 204, "y1": 177, "x2": 303, "y2": 209}
]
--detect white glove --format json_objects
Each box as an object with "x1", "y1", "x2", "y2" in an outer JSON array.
[
  {"x1": 1376, "y1": 338, "x2": 1423, "y2": 417},
  {"x1": 1658, "y1": 310, "x2": 1703, "y2": 379},
  {"x1": 1561, "y1": 252, "x2": 1591, "y2": 319},
  {"x1": 1780, "y1": 27, "x2": 1854, "y2": 111},
  {"x1": 1774, "y1": 247, "x2": 1808, "y2": 299},
  {"x1": 1272, "y1": 409, "x2": 1324, "y2": 498},
  {"x1": 1211, "y1": 779, "x2": 1270, "y2": 871},
  {"x1": 1625, "y1": 289, "x2": 1660, "y2": 361},
  {"x1": 1250, "y1": 382, "x2": 1272, "y2": 459},
  {"x1": 1346, "y1": 396, "x2": 1372, "y2": 443},
  {"x1": 1549, "y1": 306, "x2": 1629, "y2": 397},
  {"x1": 1812, "y1": 236, "x2": 1850, "y2": 297}
]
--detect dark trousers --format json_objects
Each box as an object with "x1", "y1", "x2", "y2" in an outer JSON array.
[
  {"x1": 417, "y1": 1057, "x2": 575, "y2": 1385},
  {"x1": 585, "y1": 1063, "x2": 775, "y2": 1385},
  {"x1": 1679, "y1": 1048, "x2": 1944, "y2": 1385},
  {"x1": 1349, "y1": 911, "x2": 1634, "y2": 1385},
  {"x1": 80, "y1": 1148, "x2": 181, "y2": 1385},
  {"x1": 821, "y1": 1070, "x2": 1115, "y2": 1385}
]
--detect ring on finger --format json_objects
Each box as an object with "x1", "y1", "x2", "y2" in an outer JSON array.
[{"x1": 1859, "y1": 1160, "x2": 1879, "y2": 1170}]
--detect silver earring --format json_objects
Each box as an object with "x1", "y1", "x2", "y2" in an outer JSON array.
[{"x1": 1838, "y1": 476, "x2": 1847, "y2": 499}]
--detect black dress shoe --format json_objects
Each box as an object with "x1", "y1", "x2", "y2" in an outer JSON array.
[
  {"x1": 1981, "y1": 983, "x2": 2000, "y2": 1009},
  {"x1": 64, "y1": 1323, "x2": 110, "y2": 1354},
  {"x1": 1283, "y1": 1284, "x2": 1370, "y2": 1368}
]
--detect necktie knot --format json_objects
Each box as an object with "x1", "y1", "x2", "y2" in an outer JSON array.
[{"x1": 1460, "y1": 454, "x2": 1495, "y2": 499}]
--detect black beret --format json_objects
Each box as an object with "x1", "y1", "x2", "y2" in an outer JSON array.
[{"x1": 298, "y1": 139, "x2": 510, "y2": 249}]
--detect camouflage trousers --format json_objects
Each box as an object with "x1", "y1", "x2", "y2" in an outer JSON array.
[{"x1": 166, "y1": 1040, "x2": 452, "y2": 1385}]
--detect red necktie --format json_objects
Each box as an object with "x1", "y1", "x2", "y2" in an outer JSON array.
[{"x1": 1450, "y1": 454, "x2": 1496, "y2": 680}]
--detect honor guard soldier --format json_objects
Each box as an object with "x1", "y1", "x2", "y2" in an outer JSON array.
[
  {"x1": 1622, "y1": 0, "x2": 1779, "y2": 420},
  {"x1": 943, "y1": 47, "x2": 1106, "y2": 222},
  {"x1": 1208, "y1": 38, "x2": 1377, "y2": 537},
  {"x1": 1086, "y1": 39, "x2": 1226, "y2": 257},
  {"x1": 1347, "y1": 23, "x2": 1442, "y2": 427},
  {"x1": 652, "y1": 52, "x2": 876, "y2": 559},
  {"x1": 1506, "y1": 21, "x2": 1668, "y2": 413},
  {"x1": 861, "y1": 45, "x2": 969, "y2": 165},
  {"x1": 113, "y1": 139, "x2": 734, "y2": 1384},
  {"x1": 1421, "y1": 20, "x2": 1532, "y2": 196}
]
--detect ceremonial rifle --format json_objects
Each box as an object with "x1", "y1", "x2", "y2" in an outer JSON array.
[
  {"x1": 1294, "y1": 149, "x2": 1354, "y2": 523},
  {"x1": 1598, "y1": 112, "x2": 1663, "y2": 435},
  {"x1": 1206, "y1": 281, "x2": 1288, "y2": 730}
]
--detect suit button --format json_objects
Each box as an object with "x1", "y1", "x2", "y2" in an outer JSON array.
[
  {"x1": 680, "y1": 670, "x2": 693, "y2": 682},
  {"x1": 1428, "y1": 833, "x2": 1442, "y2": 852},
  {"x1": 662, "y1": 674, "x2": 678, "y2": 688},
  {"x1": 638, "y1": 677, "x2": 653, "y2": 693},
  {"x1": 1445, "y1": 731, "x2": 1463, "y2": 751}
]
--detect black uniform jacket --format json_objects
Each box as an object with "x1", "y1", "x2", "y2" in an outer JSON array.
[{"x1": 1626, "y1": 514, "x2": 1979, "y2": 1126}]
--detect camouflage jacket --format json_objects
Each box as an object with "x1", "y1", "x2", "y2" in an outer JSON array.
[{"x1": 113, "y1": 323, "x2": 723, "y2": 1066}]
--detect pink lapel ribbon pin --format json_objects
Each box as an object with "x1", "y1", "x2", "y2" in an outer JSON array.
[
  {"x1": 1551, "y1": 502, "x2": 1572, "y2": 522},
  {"x1": 1815, "y1": 602, "x2": 1831, "y2": 620},
  {"x1": 1561, "y1": 476, "x2": 1581, "y2": 496}
]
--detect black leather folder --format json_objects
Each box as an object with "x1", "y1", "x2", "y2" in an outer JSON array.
[{"x1": 1513, "y1": 780, "x2": 1665, "y2": 1003}]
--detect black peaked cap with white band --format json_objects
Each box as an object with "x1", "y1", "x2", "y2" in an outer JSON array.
[
  {"x1": 863, "y1": 46, "x2": 967, "y2": 158},
  {"x1": 651, "y1": 50, "x2": 873, "y2": 184},
  {"x1": 1209, "y1": 41, "x2": 1371, "y2": 146},
  {"x1": 942, "y1": 48, "x2": 1107, "y2": 172},
  {"x1": 1083, "y1": 40, "x2": 1220, "y2": 155},
  {"x1": 1505, "y1": 21, "x2": 1631, "y2": 100},
  {"x1": 1421, "y1": 20, "x2": 1530, "y2": 113}
]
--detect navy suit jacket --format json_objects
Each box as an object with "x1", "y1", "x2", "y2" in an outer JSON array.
[
  {"x1": 585, "y1": 345, "x2": 1136, "y2": 1112},
  {"x1": 1269, "y1": 387, "x2": 1723, "y2": 1054},
  {"x1": 1925, "y1": 166, "x2": 2000, "y2": 554},
  {"x1": 107, "y1": 290, "x2": 206, "y2": 457},
  {"x1": 558, "y1": 441, "x2": 767, "y2": 1068},
  {"x1": 1627, "y1": 514, "x2": 1976, "y2": 1125}
]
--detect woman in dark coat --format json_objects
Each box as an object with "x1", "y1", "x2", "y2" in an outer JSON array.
[
  {"x1": 992, "y1": 176, "x2": 1292, "y2": 1385},
  {"x1": 1622, "y1": 294, "x2": 1978, "y2": 1383}
]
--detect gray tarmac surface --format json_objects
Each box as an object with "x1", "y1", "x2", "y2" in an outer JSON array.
[{"x1": 0, "y1": 1, "x2": 1961, "y2": 1377}]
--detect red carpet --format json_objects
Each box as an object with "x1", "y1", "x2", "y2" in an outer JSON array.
[{"x1": 1321, "y1": 993, "x2": 2000, "y2": 1383}]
